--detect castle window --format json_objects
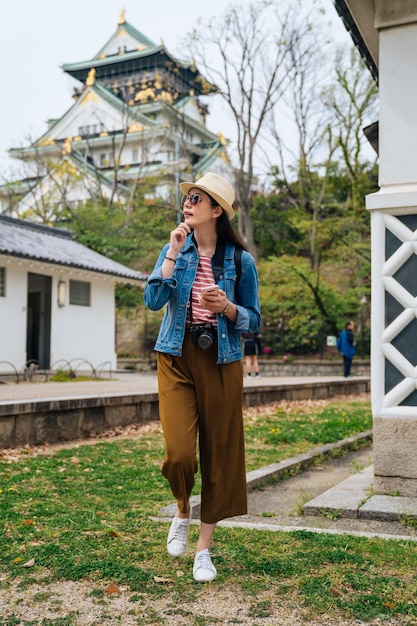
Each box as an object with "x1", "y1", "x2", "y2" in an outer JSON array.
[
  {"x1": 69, "y1": 280, "x2": 90, "y2": 306},
  {"x1": 100, "y1": 153, "x2": 107, "y2": 166},
  {"x1": 78, "y1": 125, "x2": 102, "y2": 138},
  {"x1": 132, "y1": 148, "x2": 138, "y2": 162}
]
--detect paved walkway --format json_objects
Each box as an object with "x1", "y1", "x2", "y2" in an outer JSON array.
[{"x1": 0, "y1": 371, "x2": 363, "y2": 403}]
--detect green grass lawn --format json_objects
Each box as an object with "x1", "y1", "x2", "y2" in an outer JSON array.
[{"x1": 1, "y1": 397, "x2": 417, "y2": 624}]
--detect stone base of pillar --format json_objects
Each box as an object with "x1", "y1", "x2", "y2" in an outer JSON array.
[
  {"x1": 374, "y1": 416, "x2": 417, "y2": 497},
  {"x1": 373, "y1": 475, "x2": 417, "y2": 498}
]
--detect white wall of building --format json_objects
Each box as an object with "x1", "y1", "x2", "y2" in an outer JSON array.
[
  {"x1": 0, "y1": 261, "x2": 27, "y2": 368},
  {"x1": 0, "y1": 257, "x2": 118, "y2": 374},
  {"x1": 378, "y1": 23, "x2": 417, "y2": 187},
  {"x1": 51, "y1": 269, "x2": 117, "y2": 372},
  {"x1": 51, "y1": 91, "x2": 126, "y2": 142}
]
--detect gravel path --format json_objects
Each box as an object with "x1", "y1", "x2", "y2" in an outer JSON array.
[{"x1": 0, "y1": 578, "x2": 410, "y2": 625}]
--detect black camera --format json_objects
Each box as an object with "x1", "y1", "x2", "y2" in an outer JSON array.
[{"x1": 191, "y1": 323, "x2": 217, "y2": 350}]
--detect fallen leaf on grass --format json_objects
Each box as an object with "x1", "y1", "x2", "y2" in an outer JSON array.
[
  {"x1": 105, "y1": 584, "x2": 121, "y2": 594},
  {"x1": 21, "y1": 520, "x2": 34, "y2": 526},
  {"x1": 12, "y1": 557, "x2": 22, "y2": 564},
  {"x1": 383, "y1": 602, "x2": 396, "y2": 609},
  {"x1": 329, "y1": 586, "x2": 344, "y2": 596},
  {"x1": 107, "y1": 530, "x2": 121, "y2": 538},
  {"x1": 154, "y1": 575, "x2": 174, "y2": 584},
  {"x1": 23, "y1": 558, "x2": 35, "y2": 568},
  {"x1": 176, "y1": 571, "x2": 185, "y2": 577}
]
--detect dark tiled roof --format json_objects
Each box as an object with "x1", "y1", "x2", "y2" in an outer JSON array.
[
  {"x1": 0, "y1": 215, "x2": 146, "y2": 282},
  {"x1": 333, "y1": 0, "x2": 378, "y2": 84}
]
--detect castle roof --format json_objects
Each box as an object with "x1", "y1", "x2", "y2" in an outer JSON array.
[{"x1": 62, "y1": 17, "x2": 215, "y2": 98}]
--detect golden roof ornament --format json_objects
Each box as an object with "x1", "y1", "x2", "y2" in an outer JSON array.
[
  {"x1": 62, "y1": 137, "x2": 73, "y2": 155},
  {"x1": 86, "y1": 68, "x2": 96, "y2": 86},
  {"x1": 154, "y1": 71, "x2": 162, "y2": 89},
  {"x1": 135, "y1": 87, "x2": 155, "y2": 102},
  {"x1": 218, "y1": 132, "x2": 227, "y2": 146},
  {"x1": 118, "y1": 9, "x2": 126, "y2": 25}
]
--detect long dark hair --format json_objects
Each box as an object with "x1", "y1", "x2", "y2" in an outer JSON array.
[{"x1": 209, "y1": 197, "x2": 248, "y2": 251}]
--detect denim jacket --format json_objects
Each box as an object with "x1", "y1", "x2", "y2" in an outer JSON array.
[{"x1": 144, "y1": 234, "x2": 261, "y2": 364}]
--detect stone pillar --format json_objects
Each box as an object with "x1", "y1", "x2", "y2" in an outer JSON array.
[{"x1": 366, "y1": 2, "x2": 417, "y2": 496}]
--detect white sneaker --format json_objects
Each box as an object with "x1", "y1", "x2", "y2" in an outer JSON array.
[
  {"x1": 193, "y1": 549, "x2": 217, "y2": 582},
  {"x1": 167, "y1": 516, "x2": 190, "y2": 557}
]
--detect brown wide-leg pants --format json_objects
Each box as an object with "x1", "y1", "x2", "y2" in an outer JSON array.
[{"x1": 157, "y1": 332, "x2": 247, "y2": 524}]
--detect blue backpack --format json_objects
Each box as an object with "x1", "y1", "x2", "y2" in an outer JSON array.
[{"x1": 336, "y1": 333, "x2": 342, "y2": 353}]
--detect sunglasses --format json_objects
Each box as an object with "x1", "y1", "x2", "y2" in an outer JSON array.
[{"x1": 182, "y1": 193, "x2": 203, "y2": 206}]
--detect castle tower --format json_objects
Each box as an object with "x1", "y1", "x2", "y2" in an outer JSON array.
[{"x1": 3, "y1": 11, "x2": 230, "y2": 218}]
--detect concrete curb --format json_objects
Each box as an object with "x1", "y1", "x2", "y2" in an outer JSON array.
[{"x1": 158, "y1": 429, "x2": 373, "y2": 519}]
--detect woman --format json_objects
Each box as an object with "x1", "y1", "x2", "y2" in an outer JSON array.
[{"x1": 144, "y1": 172, "x2": 261, "y2": 582}]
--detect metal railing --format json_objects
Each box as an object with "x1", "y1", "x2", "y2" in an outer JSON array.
[{"x1": 0, "y1": 358, "x2": 114, "y2": 384}]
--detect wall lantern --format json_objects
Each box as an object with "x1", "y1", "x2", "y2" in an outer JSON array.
[{"x1": 57, "y1": 280, "x2": 66, "y2": 307}]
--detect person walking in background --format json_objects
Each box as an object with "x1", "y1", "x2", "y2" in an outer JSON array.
[
  {"x1": 144, "y1": 172, "x2": 261, "y2": 582},
  {"x1": 243, "y1": 331, "x2": 261, "y2": 377},
  {"x1": 337, "y1": 321, "x2": 356, "y2": 377}
]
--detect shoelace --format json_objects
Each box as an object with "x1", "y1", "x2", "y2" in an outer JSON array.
[
  {"x1": 171, "y1": 519, "x2": 188, "y2": 543},
  {"x1": 195, "y1": 550, "x2": 214, "y2": 571}
]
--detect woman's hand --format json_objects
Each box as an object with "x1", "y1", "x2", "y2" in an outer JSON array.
[
  {"x1": 161, "y1": 222, "x2": 191, "y2": 278},
  {"x1": 168, "y1": 222, "x2": 191, "y2": 256},
  {"x1": 199, "y1": 288, "x2": 228, "y2": 314},
  {"x1": 199, "y1": 288, "x2": 237, "y2": 321}
]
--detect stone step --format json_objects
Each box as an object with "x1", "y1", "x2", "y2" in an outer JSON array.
[{"x1": 304, "y1": 465, "x2": 417, "y2": 522}]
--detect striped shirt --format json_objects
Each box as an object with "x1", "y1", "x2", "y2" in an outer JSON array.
[{"x1": 187, "y1": 256, "x2": 217, "y2": 326}]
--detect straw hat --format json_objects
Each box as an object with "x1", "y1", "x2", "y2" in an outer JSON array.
[{"x1": 180, "y1": 172, "x2": 235, "y2": 219}]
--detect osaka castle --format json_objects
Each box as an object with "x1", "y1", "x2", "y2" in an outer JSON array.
[{"x1": 2, "y1": 10, "x2": 231, "y2": 218}]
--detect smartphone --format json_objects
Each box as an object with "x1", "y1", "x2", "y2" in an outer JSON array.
[{"x1": 201, "y1": 285, "x2": 219, "y2": 295}]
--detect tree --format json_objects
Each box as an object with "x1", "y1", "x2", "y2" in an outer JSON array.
[
  {"x1": 323, "y1": 48, "x2": 379, "y2": 215},
  {"x1": 61, "y1": 184, "x2": 177, "y2": 275},
  {"x1": 186, "y1": 0, "x2": 320, "y2": 258}
]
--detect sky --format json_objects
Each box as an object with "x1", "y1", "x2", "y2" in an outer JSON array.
[{"x1": 0, "y1": 0, "x2": 352, "y2": 175}]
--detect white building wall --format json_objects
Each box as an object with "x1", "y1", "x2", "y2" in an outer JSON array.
[
  {"x1": 52, "y1": 92, "x2": 125, "y2": 141},
  {"x1": 366, "y1": 10, "x2": 417, "y2": 496},
  {"x1": 378, "y1": 23, "x2": 417, "y2": 187},
  {"x1": 0, "y1": 258, "x2": 118, "y2": 374},
  {"x1": 0, "y1": 262, "x2": 27, "y2": 368},
  {"x1": 50, "y1": 271, "x2": 117, "y2": 372}
]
